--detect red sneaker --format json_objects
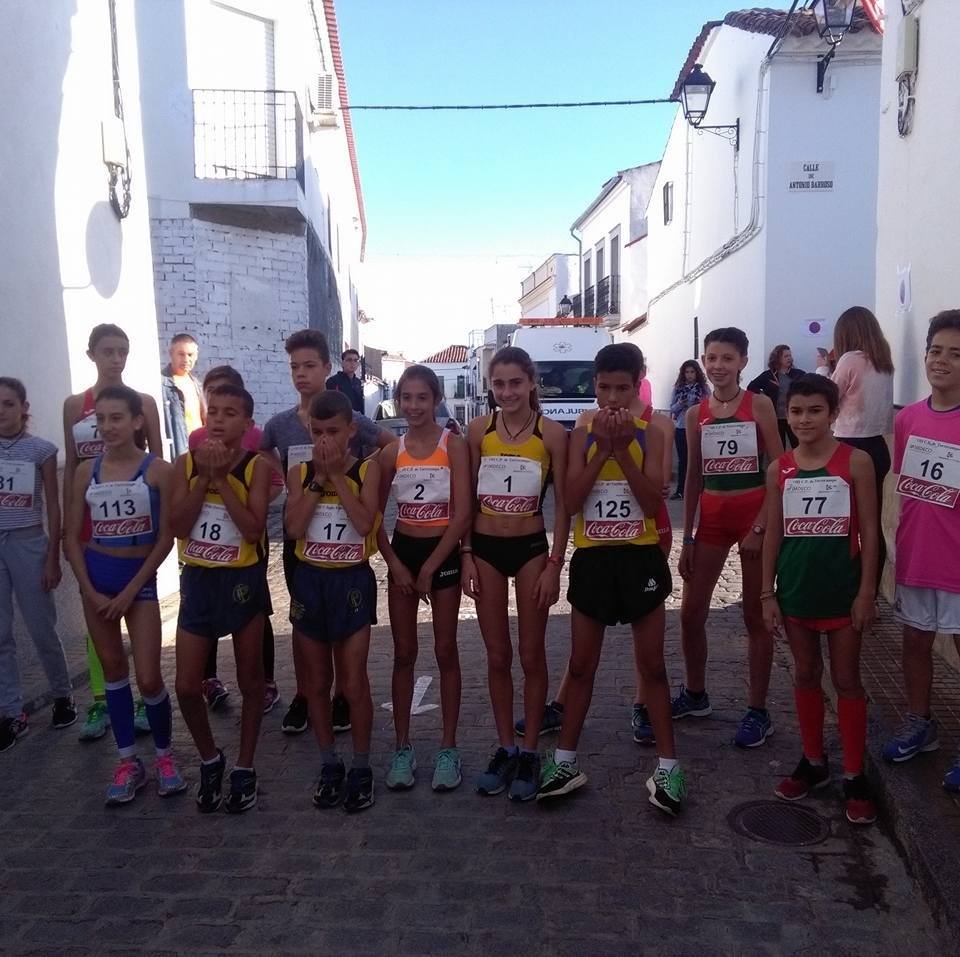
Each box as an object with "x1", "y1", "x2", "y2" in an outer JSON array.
[
  {"x1": 775, "y1": 755, "x2": 830, "y2": 801},
  {"x1": 843, "y1": 774, "x2": 877, "y2": 825}
]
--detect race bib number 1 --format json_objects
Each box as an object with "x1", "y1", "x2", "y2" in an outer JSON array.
[
  {"x1": 898, "y1": 435, "x2": 960, "y2": 508},
  {"x1": 0, "y1": 460, "x2": 34, "y2": 509},
  {"x1": 185, "y1": 503, "x2": 243, "y2": 564},
  {"x1": 701, "y1": 422, "x2": 759, "y2": 475},
  {"x1": 583, "y1": 480, "x2": 645, "y2": 541},
  {"x1": 783, "y1": 476, "x2": 851, "y2": 537},
  {"x1": 477, "y1": 455, "x2": 542, "y2": 513}
]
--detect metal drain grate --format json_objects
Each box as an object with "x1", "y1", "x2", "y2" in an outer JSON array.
[{"x1": 728, "y1": 800, "x2": 830, "y2": 847}]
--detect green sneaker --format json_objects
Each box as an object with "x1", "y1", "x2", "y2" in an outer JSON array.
[
  {"x1": 134, "y1": 698, "x2": 151, "y2": 736},
  {"x1": 385, "y1": 745, "x2": 416, "y2": 790},
  {"x1": 536, "y1": 750, "x2": 587, "y2": 801},
  {"x1": 646, "y1": 763, "x2": 686, "y2": 816},
  {"x1": 78, "y1": 701, "x2": 110, "y2": 741},
  {"x1": 431, "y1": 747, "x2": 463, "y2": 792}
]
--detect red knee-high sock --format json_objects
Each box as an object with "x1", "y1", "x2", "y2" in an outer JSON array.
[
  {"x1": 838, "y1": 696, "x2": 868, "y2": 776},
  {"x1": 795, "y1": 687, "x2": 825, "y2": 761}
]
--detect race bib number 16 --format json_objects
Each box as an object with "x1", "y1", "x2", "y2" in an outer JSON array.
[{"x1": 898, "y1": 435, "x2": 960, "y2": 508}]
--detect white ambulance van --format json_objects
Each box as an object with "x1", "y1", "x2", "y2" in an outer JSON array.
[{"x1": 509, "y1": 317, "x2": 614, "y2": 429}]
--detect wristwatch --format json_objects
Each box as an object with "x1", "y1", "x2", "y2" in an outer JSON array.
[
  {"x1": 307, "y1": 479, "x2": 323, "y2": 493},
  {"x1": 751, "y1": 524, "x2": 765, "y2": 536}
]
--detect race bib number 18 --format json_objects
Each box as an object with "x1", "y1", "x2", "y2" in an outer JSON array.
[
  {"x1": 185, "y1": 503, "x2": 243, "y2": 564},
  {"x1": 898, "y1": 435, "x2": 960, "y2": 508},
  {"x1": 701, "y1": 422, "x2": 759, "y2": 475},
  {"x1": 783, "y1": 476, "x2": 851, "y2": 537}
]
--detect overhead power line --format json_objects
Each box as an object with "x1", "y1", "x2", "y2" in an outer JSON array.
[{"x1": 347, "y1": 97, "x2": 675, "y2": 111}]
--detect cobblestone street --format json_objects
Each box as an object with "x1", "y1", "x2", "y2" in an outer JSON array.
[{"x1": 0, "y1": 500, "x2": 949, "y2": 956}]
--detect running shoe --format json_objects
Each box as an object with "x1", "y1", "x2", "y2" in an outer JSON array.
[
  {"x1": 734, "y1": 707, "x2": 774, "y2": 748},
  {"x1": 632, "y1": 704, "x2": 655, "y2": 746},
  {"x1": 281, "y1": 695, "x2": 309, "y2": 734},
  {"x1": 133, "y1": 698, "x2": 151, "y2": 735},
  {"x1": 196, "y1": 750, "x2": 226, "y2": 813},
  {"x1": 313, "y1": 760, "x2": 346, "y2": 808},
  {"x1": 225, "y1": 768, "x2": 258, "y2": 814},
  {"x1": 514, "y1": 700, "x2": 563, "y2": 737},
  {"x1": 943, "y1": 752, "x2": 960, "y2": 793},
  {"x1": 508, "y1": 751, "x2": 541, "y2": 802},
  {"x1": 671, "y1": 686, "x2": 712, "y2": 719},
  {"x1": 646, "y1": 763, "x2": 687, "y2": 816},
  {"x1": 0, "y1": 714, "x2": 28, "y2": 753},
  {"x1": 202, "y1": 677, "x2": 230, "y2": 711},
  {"x1": 475, "y1": 747, "x2": 519, "y2": 796},
  {"x1": 432, "y1": 747, "x2": 462, "y2": 792},
  {"x1": 52, "y1": 697, "x2": 78, "y2": 729},
  {"x1": 775, "y1": 756, "x2": 831, "y2": 801},
  {"x1": 156, "y1": 754, "x2": 188, "y2": 797},
  {"x1": 537, "y1": 751, "x2": 587, "y2": 801},
  {"x1": 263, "y1": 682, "x2": 280, "y2": 715},
  {"x1": 105, "y1": 757, "x2": 147, "y2": 805},
  {"x1": 385, "y1": 745, "x2": 416, "y2": 790},
  {"x1": 881, "y1": 713, "x2": 939, "y2": 763},
  {"x1": 843, "y1": 774, "x2": 877, "y2": 825},
  {"x1": 78, "y1": 701, "x2": 109, "y2": 741},
  {"x1": 343, "y1": 767, "x2": 375, "y2": 813},
  {"x1": 332, "y1": 694, "x2": 351, "y2": 733}
]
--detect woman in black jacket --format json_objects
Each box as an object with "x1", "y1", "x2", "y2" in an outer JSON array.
[{"x1": 747, "y1": 344, "x2": 804, "y2": 449}]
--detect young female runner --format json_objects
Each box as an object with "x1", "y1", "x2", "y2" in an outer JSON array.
[
  {"x1": 462, "y1": 346, "x2": 570, "y2": 801},
  {"x1": 377, "y1": 366, "x2": 472, "y2": 791},
  {"x1": 63, "y1": 386, "x2": 181, "y2": 804},
  {"x1": 62, "y1": 324, "x2": 163, "y2": 741},
  {"x1": 676, "y1": 328, "x2": 784, "y2": 747}
]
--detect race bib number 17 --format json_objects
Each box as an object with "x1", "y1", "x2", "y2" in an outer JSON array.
[{"x1": 898, "y1": 435, "x2": 960, "y2": 508}]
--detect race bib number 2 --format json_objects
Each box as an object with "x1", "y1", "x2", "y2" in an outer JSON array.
[
  {"x1": 0, "y1": 460, "x2": 34, "y2": 509},
  {"x1": 783, "y1": 476, "x2": 850, "y2": 537},
  {"x1": 898, "y1": 435, "x2": 960, "y2": 508},
  {"x1": 583, "y1": 481, "x2": 645, "y2": 541},
  {"x1": 701, "y1": 422, "x2": 759, "y2": 475},
  {"x1": 394, "y1": 466, "x2": 450, "y2": 522},
  {"x1": 477, "y1": 456, "x2": 542, "y2": 513}
]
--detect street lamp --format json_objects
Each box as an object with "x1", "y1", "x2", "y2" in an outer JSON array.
[
  {"x1": 679, "y1": 64, "x2": 739, "y2": 152},
  {"x1": 812, "y1": 0, "x2": 857, "y2": 45},
  {"x1": 558, "y1": 295, "x2": 573, "y2": 319}
]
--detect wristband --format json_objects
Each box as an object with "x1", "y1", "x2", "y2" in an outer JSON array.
[
  {"x1": 682, "y1": 536, "x2": 696, "y2": 546},
  {"x1": 459, "y1": 546, "x2": 473, "y2": 555},
  {"x1": 547, "y1": 555, "x2": 565, "y2": 567}
]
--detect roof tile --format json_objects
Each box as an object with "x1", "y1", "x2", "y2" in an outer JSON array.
[{"x1": 422, "y1": 345, "x2": 469, "y2": 364}]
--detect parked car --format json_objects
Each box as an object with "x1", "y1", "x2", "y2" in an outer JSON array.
[{"x1": 373, "y1": 399, "x2": 461, "y2": 437}]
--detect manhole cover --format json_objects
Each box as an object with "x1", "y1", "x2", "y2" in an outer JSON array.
[{"x1": 728, "y1": 800, "x2": 830, "y2": 847}]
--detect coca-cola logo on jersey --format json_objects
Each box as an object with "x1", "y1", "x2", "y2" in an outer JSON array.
[
  {"x1": 304, "y1": 541, "x2": 364, "y2": 562},
  {"x1": 897, "y1": 475, "x2": 959, "y2": 508},
  {"x1": 479, "y1": 494, "x2": 538, "y2": 513},
  {"x1": 584, "y1": 520, "x2": 643, "y2": 540},
  {"x1": 398, "y1": 502, "x2": 450, "y2": 522},
  {"x1": 0, "y1": 492, "x2": 32, "y2": 509},
  {"x1": 92, "y1": 517, "x2": 151, "y2": 537},
  {"x1": 703, "y1": 456, "x2": 758, "y2": 475},
  {"x1": 184, "y1": 541, "x2": 241, "y2": 563},
  {"x1": 77, "y1": 440, "x2": 105, "y2": 458},
  {"x1": 784, "y1": 516, "x2": 850, "y2": 537}
]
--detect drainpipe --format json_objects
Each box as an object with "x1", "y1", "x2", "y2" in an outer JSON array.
[{"x1": 570, "y1": 224, "x2": 583, "y2": 312}]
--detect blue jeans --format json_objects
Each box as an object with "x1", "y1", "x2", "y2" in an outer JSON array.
[{"x1": 0, "y1": 527, "x2": 72, "y2": 717}]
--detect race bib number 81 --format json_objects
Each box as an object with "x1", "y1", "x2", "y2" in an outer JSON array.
[
  {"x1": 701, "y1": 422, "x2": 759, "y2": 475},
  {"x1": 583, "y1": 480, "x2": 645, "y2": 541},
  {"x1": 783, "y1": 476, "x2": 850, "y2": 537},
  {"x1": 0, "y1": 460, "x2": 34, "y2": 509},
  {"x1": 898, "y1": 435, "x2": 960, "y2": 508}
]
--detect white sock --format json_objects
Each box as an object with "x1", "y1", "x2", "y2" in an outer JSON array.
[
  {"x1": 555, "y1": 748, "x2": 577, "y2": 765},
  {"x1": 658, "y1": 757, "x2": 679, "y2": 772}
]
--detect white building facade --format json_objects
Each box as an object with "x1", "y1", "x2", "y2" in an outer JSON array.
[
  {"x1": 519, "y1": 254, "x2": 579, "y2": 319},
  {"x1": 136, "y1": 0, "x2": 366, "y2": 421},
  {"x1": 639, "y1": 10, "x2": 881, "y2": 410},
  {"x1": 422, "y1": 346, "x2": 471, "y2": 426},
  {"x1": 875, "y1": 0, "x2": 959, "y2": 406},
  {"x1": 571, "y1": 163, "x2": 660, "y2": 330}
]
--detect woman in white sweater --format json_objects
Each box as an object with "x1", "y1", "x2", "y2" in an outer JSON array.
[{"x1": 831, "y1": 306, "x2": 895, "y2": 578}]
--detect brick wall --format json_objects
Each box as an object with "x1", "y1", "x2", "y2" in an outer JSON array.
[{"x1": 151, "y1": 217, "x2": 309, "y2": 423}]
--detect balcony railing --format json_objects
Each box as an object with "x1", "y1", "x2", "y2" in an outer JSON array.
[
  {"x1": 571, "y1": 293, "x2": 583, "y2": 318},
  {"x1": 596, "y1": 276, "x2": 609, "y2": 317},
  {"x1": 584, "y1": 285, "x2": 595, "y2": 317},
  {"x1": 609, "y1": 274, "x2": 620, "y2": 315},
  {"x1": 193, "y1": 89, "x2": 304, "y2": 190}
]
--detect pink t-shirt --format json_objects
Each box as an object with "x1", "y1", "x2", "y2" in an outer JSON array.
[
  {"x1": 637, "y1": 377, "x2": 652, "y2": 406},
  {"x1": 894, "y1": 398, "x2": 960, "y2": 594}
]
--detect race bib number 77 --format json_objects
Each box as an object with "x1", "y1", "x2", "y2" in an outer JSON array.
[
  {"x1": 783, "y1": 476, "x2": 851, "y2": 536},
  {"x1": 898, "y1": 435, "x2": 960, "y2": 508}
]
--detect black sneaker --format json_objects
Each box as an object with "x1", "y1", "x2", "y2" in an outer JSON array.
[
  {"x1": 281, "y1": 695, "x2": 309, "y2": 734},
  {"x1": 313, "y1": 760, "x2": 346, "y2": 808},
  {"x1": 196, "y1": 750, "x2": 226, "y2": 813},
  {"x1": 0, "y1": 714, "x2": 28, "y2": 753},
  {"x1": 508, "y1": 751, "x2": 541, "y2": 802},
  {"x1": 343, "y1": 767, "x2": 375, "y2": 813},
  {"x1": 331, "y1": 694, "x2": 351, "y2": 733},
  {"x1": 514, "y1": 700, "x2": 564, "y2": 737},
  {"x1": 225, "y1": 768, "x2": 258, "y2": 814},
  {"x1": 475, "y1": 747, "x2": 519, "y2": 796},
  {"x1": 52, "y1": 697, "x2": 78, "y2": 729}
]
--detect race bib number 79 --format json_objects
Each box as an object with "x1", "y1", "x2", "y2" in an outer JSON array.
[
  {"x1": 898, "y1": 435, "x2": 960, "y2": 508},
  {"x1": 701, "y1": 422, "x2": 759, "y2": 475}
]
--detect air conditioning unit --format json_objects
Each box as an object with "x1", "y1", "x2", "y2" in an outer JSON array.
[{"x1": 309, "y1": 72, "x2": 338, "y2": 130}]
